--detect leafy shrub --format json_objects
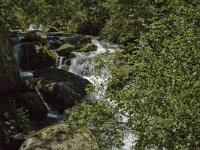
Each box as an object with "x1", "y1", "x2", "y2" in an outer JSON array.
[
  {"x1": 66, "y1": 102, "x2": 124, "y2": 149},
  {"x1": 0, "y1": 98, "x2": 31, "y2": 144},
  {"x1": 107, "y1": 1, "x2": 200, "y2": 149}
]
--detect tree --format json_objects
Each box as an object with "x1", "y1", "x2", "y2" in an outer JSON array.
[{"x1": 0, "y1": 19, "x2": 22, "y2": 93}]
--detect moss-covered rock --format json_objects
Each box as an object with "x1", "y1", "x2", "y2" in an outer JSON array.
[
  {"x1": 45, "y1": 48, "x2": 57, "y2": 61},
  {"x1": 77, "y1": 43, "x2": 97, "y2": 52},
  {"x1": 61, "y1": 64, "x2": 69, "y2": 71},
  {"x1": 33, "y1": 69, "x2": 91, "y2": 112},
  {"x1": 21, "y1": 30, "x2": 47, "y2": 45},
  {"x1": 55, "y1": 44, "x2": 75, "y2": 56},
  {"x1": 19, "y1": 43, "x2": 55, "y2": 70},
  {"x1": 20, "y1": 123, "x2": 99, "y2": 150}
]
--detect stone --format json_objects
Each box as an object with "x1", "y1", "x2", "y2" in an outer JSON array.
[
  {"x1": 61, "y1": 64, "x2": 69, "y2": 71},
  {"x1": 33, "y1": 69, "x2": 91, "y2": 112},
  {"x1": 55, "y1": 44, "x2": 75, "y2": 57},
  {"x1": 20, "y1": 123, "x2": 99, "y2": 150},
  {"x1": 20, "y1": 30, "x2": 47, "y2": 45},
  {"x1": 59, "y1": 34, "x2": 91, "y2": 46},
  {"x1": 19, "y1": 43, "x2": 55, "y2": 70},
  {"x1": 77, "y1": 43, "x2": 97, "y2": 52},
  {"x1": 48, "y1": 40, "x2": 63, "y2": 50}
]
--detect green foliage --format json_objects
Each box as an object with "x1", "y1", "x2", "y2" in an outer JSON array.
[
  {"x1": 101, "y1": 0, "x2": 155, "y2": 45},
  {"x1": 107, "y1": 1, "x2": 200, "y2": 149},
  {"x1": 66, "y1": 102, "x2": 124, "y2": 149},
  {"x1": 1, "y1": 0, "x2": 200, "y2": 149},
  {"x1": 0, "y1": 98, "x2": 31, "y2": 143}
]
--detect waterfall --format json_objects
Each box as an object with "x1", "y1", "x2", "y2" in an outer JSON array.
[
  {"x1": 29, "y1": 24, "x2": 37, "y2": 31},
  {"x1": 29, "y1": 24, "x2": 43, "y2": 31},
  {"x1": 35, "y1": 87, "x2": 51, "y2": 111},
  {"x1": 12, "y1": 43, "x2": 22, "y2": 66},
  {"x1": 55, "y1": 55, "x2": 65, "y2": 69},
  {"x1": 34, "y1": 86, "x2": 63, "y2": 119}
]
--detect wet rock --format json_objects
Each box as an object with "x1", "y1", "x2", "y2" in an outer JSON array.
[
  {"x1": 48, "y1": 40, "x2": 63, "y2": 50},
  {"x1": 59, "y1": 34, "x2": 91, "y2": 46},
  {"x1": 68, "y1": 53, "x2": 76, "y2": 59},
  {"x1": 19, "y1": 43, "x2": 55, "y2": 70},
  {"x1": 20, "y1": 30, "x2": 47, "y2": 45},
  {"x1": 64, "y1": 59, "x2": 71, "y2": 66},
  {"x1": 61, "y1": 64, "x2": 69, "y2": 71},
  {"x1": 77, "y1": 43, "x2": 97, "y2": 52},
  {"x1": 33, "y1": 69, "x2": 91, "y2": 112},
  {"x1": 55, "y1": 43, "x2": 75, "y2": 57},
  {"x1": 20, "y1": 123, "x2": 99, "y2": 150}
]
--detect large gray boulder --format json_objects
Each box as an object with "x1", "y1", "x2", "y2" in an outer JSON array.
[
  {"x1": 33, "y1": 69, "x2": 91, "y2": 112},
  {"x1": 20, "y1": 123, "x2": 99, "y2": 150},
  {"x1": 55, "y1": 43, "x2": 75, "y2": 57}
]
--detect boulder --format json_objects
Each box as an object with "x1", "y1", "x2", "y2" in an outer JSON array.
[
  {"x1": 77, "y1": 43, "x2": 97, "y2": 52},
  {"x1": 20, "y1": 123, "x2": 99, "y2": 150},
  {"x1": 55, "y1": 44, "x2": 75, "y2": 57},
  {"x1": 61, "y1": 64, "x2": 69, "y2": 70},
  {"x1": 33, "y1": 69, "x2": 91, "y2": 112},
  {"x1": 45, "y1": 48, "x2": 57, "y2": 61},
  {"x1": 20, "y1": 30, "x2": 47, "y2": 45},
  {"x1": 59, "y1": 34, "x2": 91, "y2": 46},
  {"x1": 14, "y1": 92, "x2": 48, "y2": 121},
  {"x1": 48, "y1": 40, "x2": 63, "y2": 50},
  {"x1": 19, "y1": 43, "x2": 55, "y2": 70}
]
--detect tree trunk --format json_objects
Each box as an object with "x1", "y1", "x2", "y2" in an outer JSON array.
[{"x1": 0, "y1": 19, "x2": 22, "y2": 94}]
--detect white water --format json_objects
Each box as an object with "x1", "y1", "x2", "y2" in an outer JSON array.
[
  {"x1": 12, "y1": 41, "x2": 62, "y2": 120},
  {"x1": 13, "y1": 43, "x2": 22, "y2": 66},
  {"x1": 68, "y1": 38, "x2": 135, "y2": 149},
  {"x1": 28, "y1": 24, "x2": 44, "y2": 31},
  {"x1": 34, "y1": 87, "x2": 63, "y2": 119},
  {"x1": 55, "y1": 55, "x2": 65, "y2": 69},
  {"x1": 12, "y1": 33, "x2": 134, "y2": 149}
]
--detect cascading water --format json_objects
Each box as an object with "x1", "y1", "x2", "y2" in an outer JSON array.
[
  {"x1": 11, "y1": 34, "x2": 62, "y2": 121},
  {"x1": 55, "y1": 55, "x2": 65, "y2": 69},
  {"x1": 29, "y1": 24, "x2": 44, "y2": 31},
  {"x1": 68, "y1": 37, "x2": 135, "y2": 150},
  {"x1": 11, "y1": 28, "x2": 134, "y2": 148},
  {"x1": 34, "y1": 87, "x2": 63, "y2": 120}
]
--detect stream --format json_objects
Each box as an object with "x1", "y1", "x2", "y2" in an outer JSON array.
[
  {"x1": 68, "y1": 38, "x2": 135, "y2": 150},
  {"x1": 11, "y1": 28, "x2": 135, "y2": 149}
]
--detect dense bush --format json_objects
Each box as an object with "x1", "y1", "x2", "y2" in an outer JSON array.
[
  {"x1": 66, "y1": 102, "x2": 124, "y2": 149},
  {"x1": 107, "y1": 1, "x2": 200, "y2": 149},
  {"x1": 0, "y1": 98, "x2": 31, "y2": 145}
]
